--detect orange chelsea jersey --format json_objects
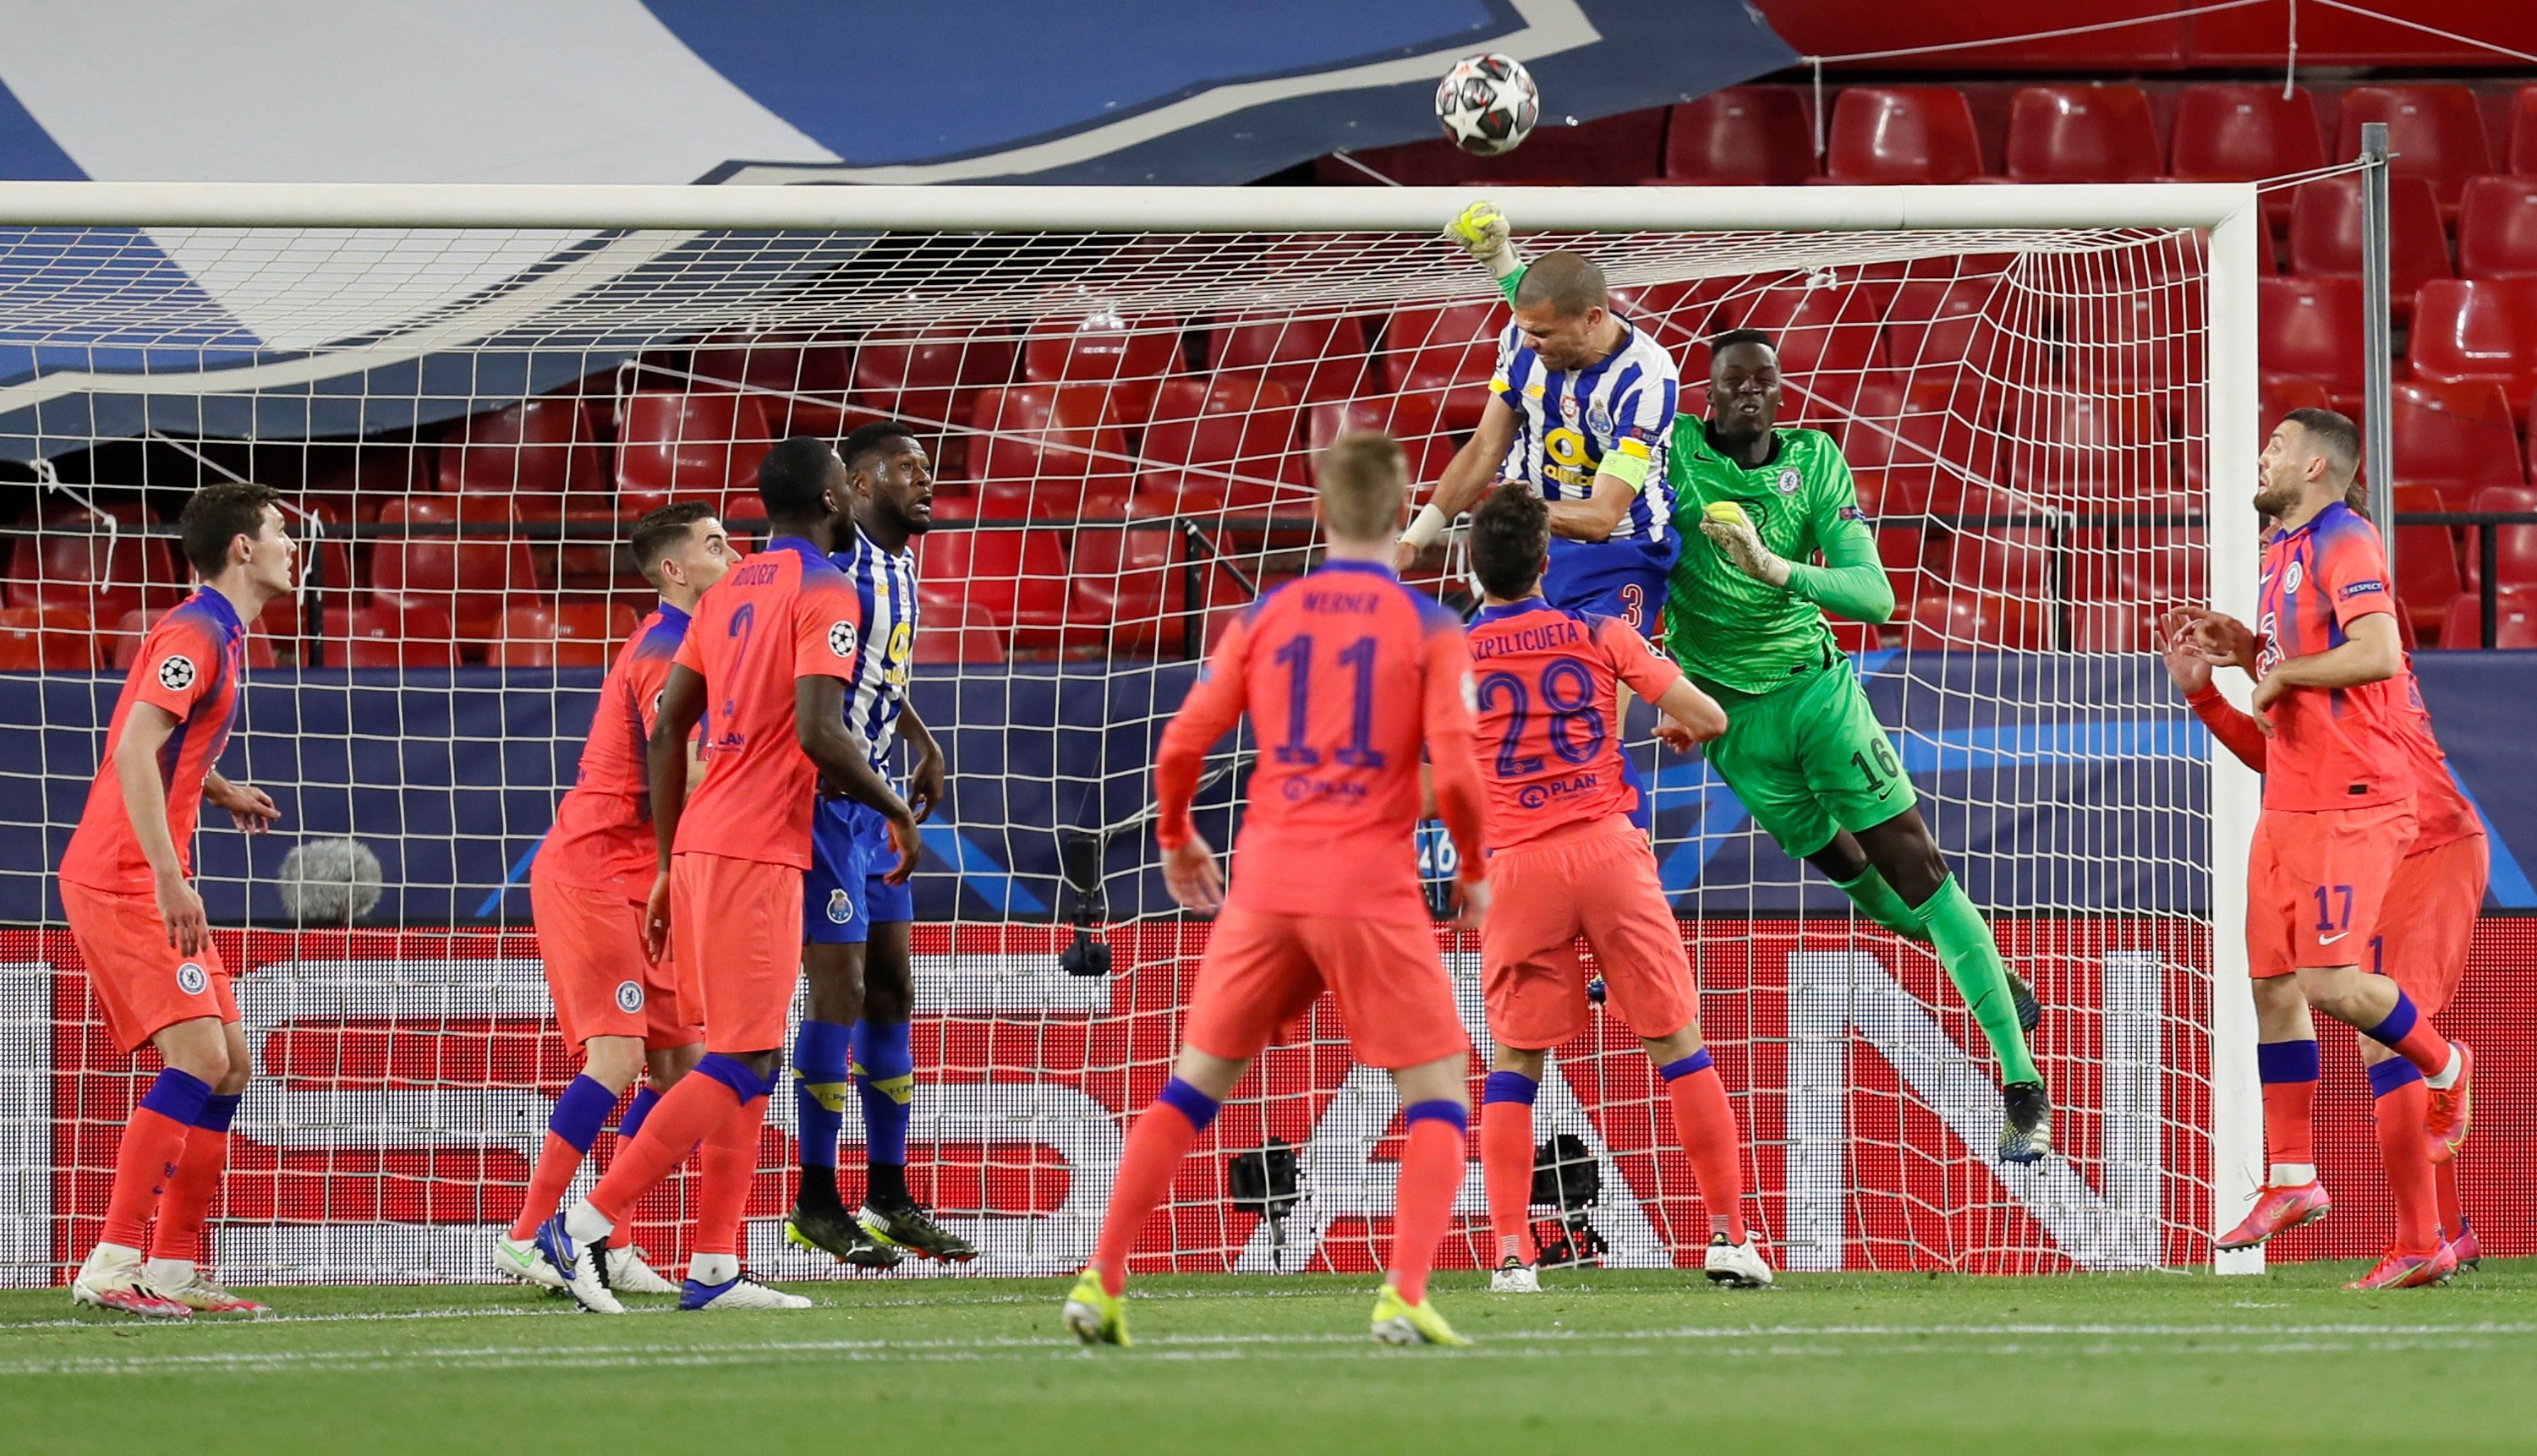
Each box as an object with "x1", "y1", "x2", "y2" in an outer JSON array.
[
  {"x1": 62, "y1": 589, "x2": 249, "y2": 894},
  {"x1": 2255, "y1": 502, "x2": 2415, "y2": 812},
  {"x1": 1465, "y1": 599, "x2": 1683, "y2": 849},
  {"x1": 539, "y1": 604, "x2": 690, "y2": 896},
  {"x1": 670, "y1": 539, "x2": 863, "y2": 868}
]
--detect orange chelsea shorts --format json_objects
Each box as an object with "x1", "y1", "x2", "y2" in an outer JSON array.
[
  {"x1": 1182, "y1": 906, "x2": 1469, "y2": 1070},
  {"x1": 61, "y1": 879, "x2": 237, "y2": 1052},
  {"x1": 530, "y1": 862, "x2": 699, "y2": 1050},
  {"x1": 2246, "y1": 799, "x2": 2418, "y2": 979},
  {"x1": 1481, "y1": 821, "x2": 1696, "y2": 1048},
  {"x1": 669, "y1": 851, "x2": 803, "y2": 1054},
  {"x1": 2375, "y1": 833, "x2": 2487, "y2": 1015}
]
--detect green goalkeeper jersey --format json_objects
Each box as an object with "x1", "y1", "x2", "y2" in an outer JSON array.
[{"x1": 1666, "y1": 419, "x2": 1895, "y2": 694}]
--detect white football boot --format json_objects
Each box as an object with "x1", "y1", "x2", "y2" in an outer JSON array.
[
  {"x1": 1489, "y1": 1256, "x2": 1542, "y2": 1293},
  {"x1": 605, "y1": 1244, "x2": 682, "y2": 1295},
  {"x1": 1702, "y1": 1233, "x2": 1774, "y2": 1289},
  {"x1": 490, "y1": 1235, "x2": 566, "y2": 1290},
  {"x1": 70, "y1": 1245, "x2": 190, "y2": 1319}
]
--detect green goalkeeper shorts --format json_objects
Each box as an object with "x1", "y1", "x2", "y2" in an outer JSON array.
[{"x1": 1695, "y1": 654, "x2": 1917, "y2": 861}]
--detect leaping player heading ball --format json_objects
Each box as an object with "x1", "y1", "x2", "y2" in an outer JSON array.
[
  {"x1": 1446, "y1": 201, "x2": 2052, "y2": 1164},
  {"x1": 1065, "y1": 431, "x2": 1491, "y2": 1349}
]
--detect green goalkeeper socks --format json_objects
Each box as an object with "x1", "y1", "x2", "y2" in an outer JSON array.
[
  {"x1": 1907, "y1": 875, "x2": 2041, "y2": 1088},
  {"x1": 1833, "y1": 865, "x2": 1928, "y2": 942}
]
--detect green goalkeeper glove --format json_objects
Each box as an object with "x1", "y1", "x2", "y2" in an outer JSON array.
[
  {"x1": 1699, "y1": 501, "x2": 1791, "y2": 588},
  {"x1": 1444, "y1": 200, "x2": 1525, "y2": 283}
]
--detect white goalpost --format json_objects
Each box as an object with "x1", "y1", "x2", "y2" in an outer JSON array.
[{"x1": 0, "y1": 181, "x2": 2265, "y2": 1285}]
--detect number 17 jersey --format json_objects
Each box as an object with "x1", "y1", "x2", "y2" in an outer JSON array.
[{"x1": 671, "y1": 537, "x2": 864, "y2": 868}]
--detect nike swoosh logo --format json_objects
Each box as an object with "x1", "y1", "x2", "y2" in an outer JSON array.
[{"x1": 2319, "y1": 931, "x2": 2349, "y2": 944}]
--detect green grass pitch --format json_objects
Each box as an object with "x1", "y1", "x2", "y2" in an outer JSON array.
[{"x1": 3, "y1": 1262, "x2": 2532, "y2": 1455}]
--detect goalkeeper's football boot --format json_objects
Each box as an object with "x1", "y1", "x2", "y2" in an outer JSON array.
[
  {"x1": 69, "y1": 1247, "x2": 189, "y2": 1320},
  {"x1": 786, "y1": 1202, "x2": 904, "y2": 1270},
  {"x1": 682, "y1": 1272, "x2": 813, "y2": 1311},
  {"x1": 535, "y1": 1212, "x2": 624, "y2": 1314},
  {"x1": 2448, "y1": 1218, "x2": 2482, "y2": 1273},
  {"x1": 1371, "y1": 1285, "x2": 1470, "y2": 1347},
  {"x1": 2344, "y1": 1243, "x2": 2457, "y2": 1291},
  {"x1": 605, "y1": 1244, "x2": 682, "y2": 1295},
  {"x1": 1702, "y1": 1233, "x2": 1774, "y2": 1289},
  {"x1": 859, "y1": 1201, "x2": 979, "y2": 1262},
  {"x1": 490, "y1": 1234, "x2": 566, "y2": 1290},
  {"x1": 2005, "y1": 969, "x2": 2042, "y2": 1036},
  {"x1": 2424, "y1": 1043, "x2": 2474, "y2": 1164},
  {"x1": 1060, "y1": 1269, "x2": 1132, "y2": 1347},
  {"x1": 141, "y1": 1263, "x2": 269, "y2": 1315},
  {"x1": 1997, "y1": 1081, "x2": 2053, "y2": 1165},
  {"x1": 2216, "y1": 1181, "x2": 2332, "y2": 1251},
  {"x1": 1489, "y1": 1256, "x2": 1541, "y2": 1294}
]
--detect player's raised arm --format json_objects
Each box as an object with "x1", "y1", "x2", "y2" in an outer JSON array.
[
  {"x1": 1395, "y1": 394, "x2": 1518, "y2": 571},
  {"x1": 2158, "y1": 607, "x2": 2268, "y2": 772},
  {"x1": 1697, "y1": 416, "x2": 1896, "y2": 626}
]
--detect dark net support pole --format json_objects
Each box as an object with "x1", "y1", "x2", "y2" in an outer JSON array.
[{"x1": 2359, "y1": 123, "x2": 2397, "y2": 594}]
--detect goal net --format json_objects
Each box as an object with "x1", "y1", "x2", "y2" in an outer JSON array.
[{"x1": 0, "y1": 183, "x2": 2266, "y2": 1287}]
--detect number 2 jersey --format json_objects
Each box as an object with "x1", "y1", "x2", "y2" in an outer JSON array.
[
  {"x1": 1465, "y1": 599, "x2": 1686, "y2": 850},
  {"x1": 671, "y1": 538, "x2": 864, "y2": 868},
  {"x1": 1153, "y1": 559, "x2": 1488, "y2": 922}
]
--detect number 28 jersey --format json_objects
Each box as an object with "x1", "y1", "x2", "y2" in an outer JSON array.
[
  {"x1": 1466, "y1": 599, "x2": 1685, "y2": 849},
  {"x1": 671, "y1": 537, "x2": 863, "y2": 868}
]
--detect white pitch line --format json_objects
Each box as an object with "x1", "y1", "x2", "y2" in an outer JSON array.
[{"x1": 1, "y1": 1321, "x2": 2531, "y2": 1377}]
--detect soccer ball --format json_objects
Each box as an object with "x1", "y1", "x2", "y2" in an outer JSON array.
[
  {"x1": 277, "y1": 835, "x2": 385, "y2": 924},
  {"x1": 1434, "y1": 53, "x2": 1538, "y2": 156}
]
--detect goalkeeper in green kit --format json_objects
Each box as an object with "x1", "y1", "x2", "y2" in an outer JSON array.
[{"x1": 1449, "y1": 202, "x2": 2051, "y2": 1163}]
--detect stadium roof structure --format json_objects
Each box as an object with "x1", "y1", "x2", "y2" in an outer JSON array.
[{"x1": 0, "y1": 0, "x2": 1791, "y2": 458}]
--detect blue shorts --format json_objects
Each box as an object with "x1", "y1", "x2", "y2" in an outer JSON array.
[
  {"x1": 1544, "y1": 536, "x2": 1676, "y2": 642},
  {"x1": 803, "y1": 799, "x2": 915, "y2": 944}
]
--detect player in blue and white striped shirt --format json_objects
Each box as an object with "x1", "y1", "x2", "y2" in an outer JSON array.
[
  {"x1": 787, "y1": 421, "x2": 977, "y2": 1267},
  {"x1": 1394, "y1": 245, "x2": 1682, "y2": 640}
]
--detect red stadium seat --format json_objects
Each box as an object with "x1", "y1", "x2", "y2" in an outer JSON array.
[
  {"x1": 2288, "y1": 176, "x2": 2452, "y2": 318},
  {"x1": 916, "y1": 527, "x2": 1067, "y2": 648},
  {"x1": 2071, "y1": 601, "x2": 2163, "y2": 654},
  {"x1": 370, "y1": 495, "x2": 539, "y2": 649},
  {"x1": 2391, "y1": 380, "x2": 2524, "y2": 488},
  {"x1": 2005, "y1": 85, "x2": 2162, "y2": 184},
  {"x1": 1930, "y1": 524, "x2": 2049, "y2": 596},
  {"x1": 1899, "y1": 591, "x2": 2042, "y2": 651},
  {"x1": 2463, "y1": 484, "x2": 2537, "y2": 593},
  {"x1": 7, "y1": 511, "x2": 182, "y2": 625},
  {"x1": 2260, "y1": 275, "x2": 2368, "y2": 397},
  {"x1": 0, "y1": 605, "x2": 94, "y2": 670},
  {"x1": 1137, "y1": 376, "x2": 1305, "y2": 513},
  {"x1": 2409, "y1": 279, "x2": 2537, "y2": 414},
  {"x1": 1376, "y1": 301, "x2": 1502, "y2": 433},
  {"x1": 690, "y1": 342, "x2": 858, "y2": 439},
  {"x1": 490, "y1": 601, "x2": 637, "y2": 668},
  {"x1": 2008, "y1": 391, "x2": 2175, "y2": 498},
  {"x1": 912, "y1": 600, "x2": 1008, "y2": 665},
  {"x1": 615, "y1": 390, "x2": 774, "y2": 517},
  {"x1": 850, "y1": 326, "x2": 1019, "y2": 445},
  {"x1": 1203, "y1": 314, "x2": 1369, "y2": 407},
  {"x1": 1825, "y1": 87, "x2": 1986, "y2": 185},
  {"x1": 1661, "y1": 88, "x2": 1816, "y2": 186},
  {"x1": 1021, "y1": 309, "x2": 1183, "y2": 426},
  {"x1": 342, "y1": 599, "x2": 457, "y2": 669},
  {"x1": 2389, "y1": 484, "x2": 2465, "y2": 637},
  {"x1": 2261, "y1": 373, "x2": 2334, "y2": 420},
  {"x1": 966, "y1": 385, "x2": 1132, "y2": 520},
  {"x1": 1064, "y1": 524, "x2": 1175, "y2": 648},
  {"x1": 1881, "y1": 268, "x2": 2009, "y2": 369},
  {"x1": 2441, "y1": 585, "x2": 2537, "y2": 648},
  {"x1": 1709, "y1": 276, "x2": 1888, "y2": 415},
  {"x1": 2067, "y1": 528, "x2": 2208, "y2": 604},
  {"x1": 106, "y1": 606, "x2": 277, "y2": 671},
  {"x1": 435, "y1": 397, "x2": 603, "y2": 518},
  {"x1": 2172, "y1": 84, "x2": 2328, "y2": 225},
  {"x1": 2458, "y1": 175, "x2": 2537, "y2": 280},
  {"x1": 2338, "y1": 86, "x2": 2493, "y2": 213},
  {"x1": 1304, "y1": 395, "x2": 1458, "y2": 492}
]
